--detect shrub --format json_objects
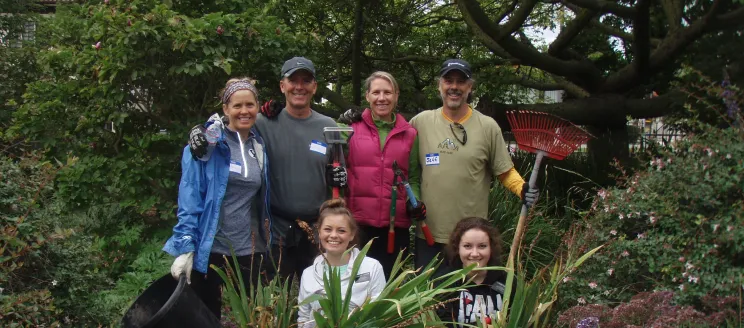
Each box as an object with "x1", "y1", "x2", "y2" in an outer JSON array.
[
  {"x1": 0, "y1": 153, "x2": 67, "y2": 327},
  {"x1": 557, "y1": 291, "x2": 740, "y2": 328},
  {"x1": 561, "y1": 125, "x2": 744, "y2": 307}
]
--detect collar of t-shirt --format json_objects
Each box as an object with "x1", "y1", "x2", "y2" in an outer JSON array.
[
  {"x1": 372, "y1": 114, "x2": 396, "y2": 150},
  {"x1": 441, "y1": 106, "x2": 473, "y2": 124},
  {"x1": 224, "y1": 127, "x2": 255, "y2": 143},
  {"x1": 325, "y1": 263, "x2": 349, "y2": 276}
]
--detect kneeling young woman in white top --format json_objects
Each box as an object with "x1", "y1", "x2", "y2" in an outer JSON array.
[{"x1": 297, "y1": 198, "x2": 386, "y2": 328}]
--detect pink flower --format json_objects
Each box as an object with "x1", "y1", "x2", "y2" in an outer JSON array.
[
  {"x1": 679, "y1": 284, "x2": 685, "y2": 291},
  {"x1": 563, "y1": 276, "x2": 572, "y2": 283},
  {"x1": 610, "y1": 230, "x2": 617, "y2": 236},
  {"x1": 712, "y1": 224, "x2": 720, "y2": 232},
  {"x1": 104, "y1": 0, "x2": 109, "y2": 4},
  {"x1": 678, "y1": 256, "x2": 685, "y2": 262},
  {"x1": 216, "y1": 25, "x2": 224, "y2": 35},
  {"x1": 93, "y1": 41, "x2": 102, "y2": 50},
  {"x1": 727, "y1": 225, "x2": 734, "y2": 232},
  {"x1": 588, "y1": 282, "x2": 598, "y2": 289},
  {"x1": 649, "y1": 216, "x2": 657, "y2": 224},
  {"x1": 598, "y1": 189, "x2": 607, "y2": 200},
  {"x1": 637, "y1": 233, "x2": 645, "y2": 239},
  {"x1": 726, "y1": 153, "x2": 732, "y2": 159},
  {"x1": 618, "y1": 213, "x2": 625, "y2": 220},
  {"x1": 688, "y1": 276, "x2": 699, "y2": 284},
  {"x1": 621, "y1": 250, "x2": 630, "y2": 257},
  {"x1": 607, "y1": 268, "x2": 614, "y2": 276},
  {"x1": 578, "y1": 297, "x2": 587, "y2": 305}
]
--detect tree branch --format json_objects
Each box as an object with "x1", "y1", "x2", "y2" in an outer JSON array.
[
  {"x1": 633, "y1": 0, "x2": 651, "y2": 82},
  {"x1": 502, "y1": 77, "x2": 564, "y2": 91},
  {"x1": 711, "y1": 6, "x2": 744, "y2": 28},
  {"x1": 457, "y1": 0, "x2": 602, "y2": 87},
  {"x1": 496, "y1": 0, "x2": 520, "y2": 23},
  {"x1": 561, "y1": 0, "x2": 636, "y2": 18},
  {"x1": 490, "y1": 90, "x2": 685, "y2": 126},
  {"x1": 320, "y1": 87, "x2": 361, "y2": 111},
  {"x1": 601, "y1": 0, "x2": 735, "y2": 92},
  {"x1": 548, "y1": 8, "x2": 598, "y2": 57},
  {"x1": 408, "y1": 15, "x2": 463, "y2": 27},
  {"x1": 501, "y1": 0, "x2": 541, "y2": 38},
  {"x1": 660, "y1": 0, "x2": 683, "y2": 32}
]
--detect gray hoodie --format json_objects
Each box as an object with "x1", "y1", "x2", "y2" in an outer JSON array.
[{"x1": 297, "y1": 248, "x2": 386, "y2": 327}]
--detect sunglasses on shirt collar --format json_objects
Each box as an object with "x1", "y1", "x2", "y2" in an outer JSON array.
[{"x1": 449, "y1": 122, "x2": 467, "y2": 145}]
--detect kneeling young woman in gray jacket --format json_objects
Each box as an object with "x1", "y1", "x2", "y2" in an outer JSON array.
[{"x1": 297, "y1": 199, "x2": 386, "y2": 327}]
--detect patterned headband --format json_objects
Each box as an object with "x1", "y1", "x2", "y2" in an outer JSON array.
[{"x1": 222, "y1": 80, "x2": 259, "y2": 104}]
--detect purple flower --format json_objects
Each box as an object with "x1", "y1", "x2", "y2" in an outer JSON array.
[{"x1": 576, "y1": 316, "x2": 599, "y2": 328}]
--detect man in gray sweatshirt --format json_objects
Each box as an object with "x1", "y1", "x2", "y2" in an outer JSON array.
[{"x1": 189, "y1": 57, "x2": 343, "y2": 280}]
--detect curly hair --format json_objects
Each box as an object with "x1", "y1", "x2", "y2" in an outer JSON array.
[
  {"x1": 447, "y1": 217, "x2": 504, "y2": 280},
  {"x1": 317, "y1": 198, "x2": 360, "y2": 250}
]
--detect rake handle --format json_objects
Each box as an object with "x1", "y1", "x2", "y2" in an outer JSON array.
[{"x1": 507, "y1": 150, "x2": 545, "y2": 268}]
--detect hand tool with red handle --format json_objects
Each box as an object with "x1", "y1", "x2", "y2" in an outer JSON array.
[
  {"x1": 323, "y1": 126, "x2": 354, "y2": 198},
  {"x1": 387, "y1": 180, "x2": 397, "y2": 254},
  {"x1": 393, "y1": 161, "x2": 434, "y2": 246}
]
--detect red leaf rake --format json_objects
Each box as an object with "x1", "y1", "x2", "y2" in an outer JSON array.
[{"x1": 505, "y1": 110, "x2": 592, "y2": 268}]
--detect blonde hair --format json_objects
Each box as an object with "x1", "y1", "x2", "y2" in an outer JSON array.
[
  {"x1": 317, "y1": 198, "x2": 359, "y2": 250},
  {"x1": 364, "y1": 71, "x2": 399, "y2": 94}
]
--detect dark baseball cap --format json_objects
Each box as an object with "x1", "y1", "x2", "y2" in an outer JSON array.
[
  {"x1": 281, "y1": 57, "x2": 316, "y2": 78},
  {"x1": 439, "y1": 59, "x2": 472, "y2": 79}
]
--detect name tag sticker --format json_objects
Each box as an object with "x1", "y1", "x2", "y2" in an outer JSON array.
[
  {"x1": 425, "y1": 153, "x2": 440, "y2": 166},
  {"x1": 310, "y1": 140, "x2": 328, "y2": 155},
  {"x1": 229, "y1": 161, "x2": 242, "y2": 174}
]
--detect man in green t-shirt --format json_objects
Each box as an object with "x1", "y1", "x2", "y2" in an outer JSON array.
[{"x1": 407, "y1": 59, "x2": 539, "y2": 276}]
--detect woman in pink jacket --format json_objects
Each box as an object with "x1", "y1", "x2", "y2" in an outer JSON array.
[{"x1": 339, "y1": 71, "x2": 425, "y2": 279}]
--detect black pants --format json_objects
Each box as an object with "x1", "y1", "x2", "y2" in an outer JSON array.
[
  {"x1": 190, "y1": 252, "x2": 268, "y2": 319},
  {"x1": 359, "y1": 226, "x2": 410, "y2": 280},
  {"x1": 414, "y1": 238, "x2": 452, "y2": 280},
  {"x1": 268, "y1": 230, "x2": 319, "y2": 281}
]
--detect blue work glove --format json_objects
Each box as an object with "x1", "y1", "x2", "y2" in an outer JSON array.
[
  {"x1": 325, "y1": 164, "x2": 348, "y2": 188},
  {"x1": 337, "y1": 108, "x2": 363, "y2": 125},
  {"x1": 521, "y1": 183, "x2": 539, "y2": 208}
]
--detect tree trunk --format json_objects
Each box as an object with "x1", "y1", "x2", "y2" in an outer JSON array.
[
  {"x1": 586, "y1": 124, "x2": 631, "y2": 184},
  {"x1": 351, "y1": 0, "x2": 364, "y2": 106}
]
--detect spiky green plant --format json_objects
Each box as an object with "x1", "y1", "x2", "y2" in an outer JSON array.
[{"x1": 210, "y1": 252, "x2": 297, "y2": 327}]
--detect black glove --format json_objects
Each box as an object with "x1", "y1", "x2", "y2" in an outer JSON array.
[
  {"x1": 325, "y1": 164, "x2": 347, "y2": 188},
  {"x1": 260, "y1": 99, "x2": 284, "y2": 119},
  {"x1": 337, "y1": 108, "x2": 363, "y2": 125},
  {"x1": 521, "y1": 182, "x2": 539, "y2": 209},
  {"x1": 188, "y1": 124, "x2": 208, "y2": 160},
  {"x1": 406, "y1": 200, "x2": 427, "y2": 221}
]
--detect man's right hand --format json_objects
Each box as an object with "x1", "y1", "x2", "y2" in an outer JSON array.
[
  {"x1": 170, "y1": 252, "x2": 194, "y2": 284},
  {"x1": 189, "y1": 125, "x2": 208, "y2": 160},
  {"x1": 337, "y1": 108, "x2": 363, "y2": 125},
  {"x1": 260, "y1": 99, "x2": 284, "y2": 119}
]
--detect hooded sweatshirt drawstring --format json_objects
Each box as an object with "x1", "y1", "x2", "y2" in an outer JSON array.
[{"x1": 236, "y1": 130, "x2": 249, "y2": 178}]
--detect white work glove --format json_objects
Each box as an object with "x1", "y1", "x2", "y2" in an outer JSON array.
[{"x1": 170, "y1": 252, "x2": 194, "y2": 284}]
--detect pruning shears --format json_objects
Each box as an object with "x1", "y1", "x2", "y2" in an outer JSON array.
[{"x1": 392, "y1": 161, "x2": 435, "y2": 248}]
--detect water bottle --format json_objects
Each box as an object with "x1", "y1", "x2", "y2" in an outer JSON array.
[{"x1": 199, "y1": 113, "x2": 223, "y2": 161}]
